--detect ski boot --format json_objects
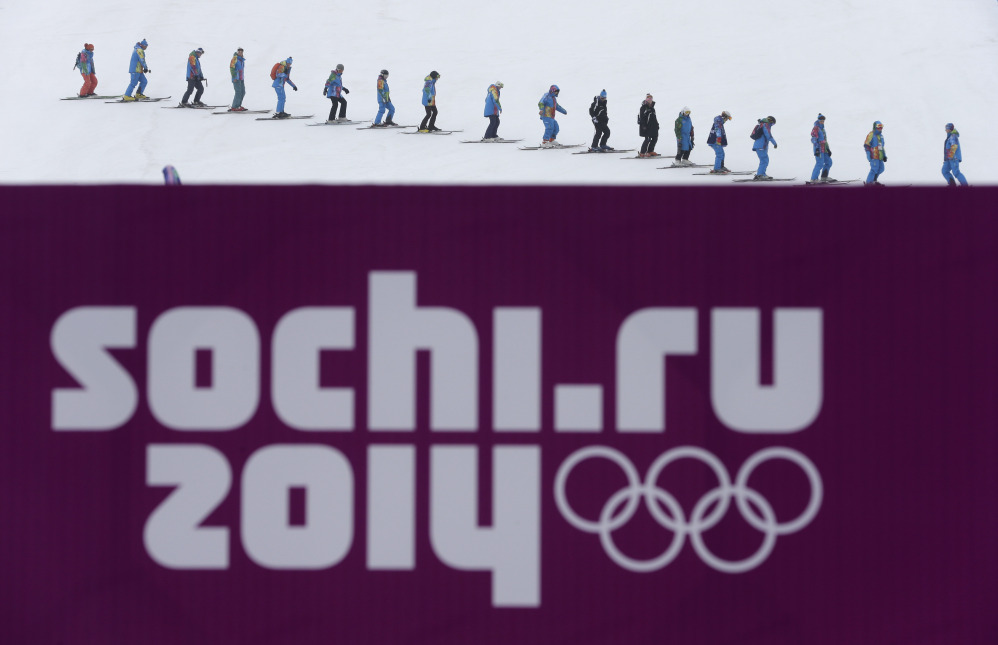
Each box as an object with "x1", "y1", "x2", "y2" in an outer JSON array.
[
  {"x1": 122, "y1": 95, "x2": 137, "y2": 102},
  {"x1": 709, "y1": 169, "x2": 729, "y2": 174},
  {"x1": 135, "y1": 92, "x2": 148, "y2": 99},
  {"x1": 753, "y1": 174, "x2": 773, "y2": 181},
  {"x1": 600, "y1": 145, "x2": 614, "y2": 151}
]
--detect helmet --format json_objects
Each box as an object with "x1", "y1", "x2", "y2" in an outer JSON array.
[
  {"x1": 682, "y1": 106, "x2": 691, "y2": 115},
  {"x1": 287, "y1": 56, "x2": 293, "y2": 65},
  {"x1": 336, "y1": 63, "x2": 344, "y2": 72},
  {"x1": 767, "y1": 115, "x2": 776, "y2": 124},
  {"x1": 721, "y1": 110, "x2": 732, "y2": 119},
  {"x1": 85, "y1": 43, "x2": 94, "y2": 51},
  {"x1": 140, "y1": 39, "x2": 148, "y2": 48},
  {"x1": 430, "y1": 70, "x2": 440, "y2": 79},
  {"x1": 600, "y1": 89, "x2": 606, "y2": 99},
  {"x1": 817, "y1": 113, "x2": 826, "y2": 121},
  {"x1": 380, "y1": 69, "x2": 389, "y2": 76},
  {"x1": 874, "y1": 120, "x2": 883, "y2": 130},
  {"x1": 195, "y1": 47, "x2": 204, "y2": 55},
  {"x1": 550, "y1": 84, "x2": 560, "y2": 94},
  {"x1": 495, "y1": 81, "x2": 504, "y2": 89},
  {"x1": 945, "y1": 122, "x2": 955, "y2": 131}
]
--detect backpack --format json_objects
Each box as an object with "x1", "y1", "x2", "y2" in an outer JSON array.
[
  {"x1": 74, "y1": 52, "x2": 82, "y2": 70},
  {"x1": 270, "y1": 62, "x2": 283, "y2": 80},
  {"x1": 750, "y1": 123, "x2": 764, "y2": 140}
]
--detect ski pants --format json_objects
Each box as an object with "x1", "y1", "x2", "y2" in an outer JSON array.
[
  {"x1": 866, "y1": 158, "x2": 885, "y2": 183},
  {"x1": 485, "y1": 114, "x2": 500, "y2": 139},
  {"x1": 942, "y1": 159, "x2": 968, "y2": 186},
  {"x1": 275, "y1": 86, "x2": 287, "y2": 113},
  {"x1": 675, "y1": 142, "x2": 691, "y2": 161},
  {"x1": 328, "y1": 96, "x2": 347, "y2": 120},
  {"x1": 232, "y1": 80, "x2": 245, "y2": 109},
  {"x1": 592, "y1": 122, "x2": 610, "y2": 148},
  {"x1": 755, "y1": 149, "x2": 770, "y2": 175},
  {"x1": 541, "y1": 116, "x2": 559, "y2": 141},
  {"x1": 420, "y1": 105, "x2": 438, "y2": 130},
  {"x1": 79, "y1": 72, "x2": 98, "y2": 96},
  {"x1": 709, "y1": 143, "x2": 725, "y2": 170},
  {"x1": 811, "y1": 152, "x2": 833, "y2": 181},
  {"x1": 182, "y1": 78, "x2": 204, "y2": 104},
  {"x1": 375, "y1": 101, "x2": 395, "y2": 124},
  {"x1": 640, "y1": 132, "x2": 658, "y2": 154},
  {"x1": 125, "y1": 72, "x2": 147, "y2": 97}
]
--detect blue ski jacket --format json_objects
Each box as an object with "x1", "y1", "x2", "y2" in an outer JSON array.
[
  {"x1": 944, "y1": 130, "x2": 962, "y2": 162},
  {"x1": 128, "y1": 43, "x2": 147, "y2": 73},
  {"x1": 752, "y1": 121, "x2": 777, "y2": 150},
  {"x1": 186, "y1": 51, "x2": 203, "y2": 80},
  {"x1": 707, "y1": 115, "x2": 728, "y2": 146},
  {"x1": 377, "y1": 74, "x2": 391, "y2": 105},
  {"x1": 325, "y1": 70, "x2": 343, "y2": 98},
  {"x1": 422, "y1": 75, "x2": 437, "y2": 106},
  {"x1": 484, "y1": 84, "x2": 502, "y2": 117}
]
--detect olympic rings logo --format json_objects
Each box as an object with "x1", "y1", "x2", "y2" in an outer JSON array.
[{"x1": 554, "y1": 446, "x2": 822, "y2": 574}]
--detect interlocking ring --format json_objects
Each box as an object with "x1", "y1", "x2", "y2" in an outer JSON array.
[{"x1": 554, "y1": 445, "x2": 822, "y2": 573}]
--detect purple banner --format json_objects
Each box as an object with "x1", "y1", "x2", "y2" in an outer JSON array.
[{"x1": 1, "y1": 186, "x2": 996, "y2": 644}]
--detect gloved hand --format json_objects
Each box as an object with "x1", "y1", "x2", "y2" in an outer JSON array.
[
  {"x1": 292, "y1": 86, "x2": 297, "y2": 91},
  {"x1": 322, "y1": 89, "x2": 327, "y2": 96},
  {"x1": 773, "y1": 143, "x2": 778, "y2": 149},
  {"x1": 143, "y1": 68, "x2": 150, "y2": 73},
  {"x1": 592, "y1": 117, "x2": 599, "y2": 125},
  {"x1": 342, "y1": 87, "x2": 350, "y2": 94},
  {"x1": 883, "y1": 155, "x2": 887, "y2": 162}
]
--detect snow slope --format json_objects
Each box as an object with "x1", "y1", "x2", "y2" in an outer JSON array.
[{"x1": 2, "y1": 0, "x2": 997, "y2": 185}]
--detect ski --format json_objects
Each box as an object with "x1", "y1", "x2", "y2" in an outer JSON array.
[
  {"x1": 211, "y1": 109, "x2": 271, "y2": 115},
  {"x1": 163, "y1": 104, "x2": 227, "y2": 109},
  {"x1": 621, "y1": 155, "x2": 669, "y2": 160},
  {"x1": 358, "y1": 124, "x2": 417, "y2": 130},
  {"x1": 306, "y1": 119, "x2": 363, "y2": 127},
  {"x1": 804, "y1": 179, "x2": 860, "y2": 186},
  {"x1": 402, "y1": 130, "x2": 462, "y2": 135},
  {"x1": 658, "y1": 163, "x2": 714, "y2": 169},
  {"x1": 692, "y1": 171, "x2": 755, "y2": 176},
  {"x1": 572, "y1": 148, "x2": 635, "y2": 155},
  {"x1": 61, "y1": 94, "x2": 121, "y2": 101},
  {"x1": 106, "y1": 96, "x2": 171, "y2": 103},
  {"x1": 519, "y1": 144, "x2": 584, "y2": 150},
  {"x1": 460, "y1": 138, "x2": 524, "y2": 143},
  {"x1": 732, "y1": 177, "x2": 797, "y2": 183},
  {"x1": 256, "y1": 114, "x2": 315, "y2": 121}
]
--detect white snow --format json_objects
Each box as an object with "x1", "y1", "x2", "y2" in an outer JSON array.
[{"x1": 2, "y1": 0, "x2": 997, "y2": 185}]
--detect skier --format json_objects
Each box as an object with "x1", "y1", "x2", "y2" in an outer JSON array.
[
  {"x1": 942, "y1": 123, "x2": 968, "y2": 186},
  {"x1": 483, "y1": 81, "x2": 504, "y2": 140},
  {"x1": 74, "y1": 43, "x2": 97, "y2": 97},
  {"x1": 419, "y1": 71, "x2": 441, "y2": 132},
  {"x1": 751, "y1": 116, "x2": 778, "y2": 180},
  {"x1": 810, "y1": 114, "x2": 834, "y2": 182},
  {"x1": 324, "y1": 64, "x2": 350, "y2": 122},
  {"x1": 373, "y1": 69, "x2": 397, "y2": 126},
  {"x1": 674, "y1": 107, "x2": 694, "y2": 164},
  {"x1": 588, "y1": 90, "x2": 613, "y2": 152},
  {"x1": 122, "y1": 39, "x2": 150, "y2": 102},
  {"x1": 707, "y1": 111, "x2": 732, "y2": 173},
  {"x1": 229, "y1": 48, "x2": 246, "y2": 112},
  {"x1": 180, "y1": 48, "x2": 206, "y2": 107},
  {"x1": 863, "y1": 121, "x2": 886, "y2": 185},
  {"x1": 638, "y1": 94, "x2": 660, "y2": 157},
  {"x1": 271, "y1": 57, "x2": 297, "y2": 118},
  {"x1": 538, "y1": 84, "x2": 567, "y2": 147}
]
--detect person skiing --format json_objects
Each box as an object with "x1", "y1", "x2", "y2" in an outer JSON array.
[
  {"x1": 707, "y1": 111, "x2": 732, "y2": 173},
  {"x1": 863, "y1": 120, "x2": 886, "y2": 185},
  {"x1": 942, "y1": 123, "x2": 968, "y2": 186},
  {"x1": 751, "y1": 116, "x2": 778, "y2": 180},
  {"x1": 482, "y1": 81, "x2": 504, "y2": 140},
  {"x1": 674, "y1": 106, "x2": 694, "y2": 164},
  {"x1": 271, "y1": 57, "x2": 297, "y2": 118},
  {"x1": 638, "y1": 94, "x2": 660, "y2": 158},
  {"x1": 419, "y1": 71, "x2": 441, "y2": 132},
  {"x1": 538, "y1": 84, "x2": 567, "y2": 147},
  {"x1": 122, "y1": 39, "x2": 150, "y2": 102},
  {"x1": 373, "y1": 69, "x2": 396, "y2": 126},
  {"x1": 74, "y1": 43, "x2": 98, "y2": 97},
  {"x1": 180, "y1": 47, "x2": 206, "y2": 107},
  {"x1": 810, "y1": 113, "x2": 834, "y2": 182},
  {"x1": 229, "y1": 48, "x2": 246, "y2": 112},
  {"x1": 588, "y1": 90, "x2": 613, "y2": 152},
  {"x1": 324, "y1": 64, "x2": 350, "y2": 122}
]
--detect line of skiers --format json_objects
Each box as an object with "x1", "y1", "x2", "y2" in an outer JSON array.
[{"x1": 72, "y1": 41, "x2": 970, "y2": 184}]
